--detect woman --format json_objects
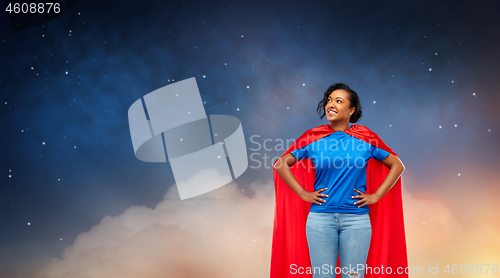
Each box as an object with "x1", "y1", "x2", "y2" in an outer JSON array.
[{"x1": 271, "y1": 83, "x2": 407, "y2": 278}]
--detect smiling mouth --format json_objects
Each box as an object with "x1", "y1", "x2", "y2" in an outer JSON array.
[{"x1": 327, "y1": 109, "x2": 337, "y2": 116}]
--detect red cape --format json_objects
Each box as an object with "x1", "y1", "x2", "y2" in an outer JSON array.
[{"x1": 270, "y1": 124, "x2": 408, "y2": 278}]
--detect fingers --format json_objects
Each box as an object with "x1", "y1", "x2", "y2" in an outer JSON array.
[
  {"x1": 315, "y1": 188, "x2": 328, "y2": 202},
  {"x1": 316, "y1": 190, "x2": 328, "y2": 200},
  {"x1": 312, "y1": 196, "x2": 326, "y2": 205},
  {"x1": 353, "y1": 199, "x2": 366, "y2": 207},
  {"x1": 315, "y1": 196, "x2": 327, "y2": 203},
  {"x1": 354, "y1": 199, "x2": 365, "y2": 205},
  {"x1": 352, "y1": 189, "x2": 364, "y2": 202},
  {"x1": 307, "y1": 188, "x2": 329, "y2": 205},
  {"x1": 357, "y1": 201, "x2": 368, "y2": 208},
  {"x1": 314, "y1": 192, "x2": 327, "y2": 204}
]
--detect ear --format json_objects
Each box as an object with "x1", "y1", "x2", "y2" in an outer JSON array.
[{"x1": 350, "y1": 107, "x2": 356, "y2": 115}]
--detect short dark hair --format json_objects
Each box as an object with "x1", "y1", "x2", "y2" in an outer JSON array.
[{"x1": 316, "y1": 83, "x2": 362, "y2": 123}]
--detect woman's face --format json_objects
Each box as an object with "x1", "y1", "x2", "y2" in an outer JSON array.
[{"x1": 324, "y1": 89, "x2": 355, "y2": 122}]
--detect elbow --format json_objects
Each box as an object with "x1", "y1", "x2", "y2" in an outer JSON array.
[
  {"x1": 273, "y1": 158, "x2": 282, "y2": 172},
  {"x1": 274, "y1": 157, "x2": 291, "y2": 173},
  {"x1": 388, "y1": 157, "x2": 405, "y2": 175}
]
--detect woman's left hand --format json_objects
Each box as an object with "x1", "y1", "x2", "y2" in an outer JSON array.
[{"x1": 352, "y1": 189, "x2": 381, "y2": 208}]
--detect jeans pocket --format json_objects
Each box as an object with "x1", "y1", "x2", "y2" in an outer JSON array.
[
  {"x1": 361, "y1": 213, "x2": 372, "y2": 230},
  {"x1": 306, "y1": 212, "x2": 323, "y2": 229}
]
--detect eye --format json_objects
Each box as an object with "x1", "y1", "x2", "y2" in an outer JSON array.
[
  {"x1": 327, "y1": 99, "x2": 332, "y2": 102},
  {"x1": 336, "y1": 100, "x2": 342, "y2": 103}
]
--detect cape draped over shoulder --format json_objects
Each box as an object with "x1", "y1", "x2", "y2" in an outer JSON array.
[{"x1": 270, "y1": 124, "x2": 408, "y2": 278}]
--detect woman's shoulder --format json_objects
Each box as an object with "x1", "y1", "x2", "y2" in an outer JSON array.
[
  {"x1": 349, "y1": 124, "x2": 374, "y2": 133},
  {"x1": 347, "y1": 124, "x2": 392, "y2": 152},
  {"x1": 345, "y1": 125, "x2": 384, "y2": 144}
]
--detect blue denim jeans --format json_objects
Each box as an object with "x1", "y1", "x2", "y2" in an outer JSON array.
[{"x1": 305, "y1": 212, "x2": 371, "y2": 278}]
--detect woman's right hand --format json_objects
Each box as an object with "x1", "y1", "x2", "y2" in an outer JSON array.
[{"x1": 299, "y1": 188, "x2": 328, "y2": 205}]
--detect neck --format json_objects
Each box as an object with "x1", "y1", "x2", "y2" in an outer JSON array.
[{"x1": 329, "y1": 120, "x2": 350, "y2": 132}]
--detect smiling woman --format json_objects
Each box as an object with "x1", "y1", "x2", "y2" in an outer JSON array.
[{"x1": 271, "y1": 83, "x2": 408, "y2": 278}]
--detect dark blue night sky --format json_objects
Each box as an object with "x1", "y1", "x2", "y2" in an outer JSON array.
[{"x1": 1, "y1": 0, "x2": 500, "y2": 277}]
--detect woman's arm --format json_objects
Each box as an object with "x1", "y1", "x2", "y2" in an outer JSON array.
[
  {"x1": 273, "y1": 153, "x2": 328, "y2": 205},
  {"x1": 353, "y1": 153, "x2": 405, "y2": 207}
]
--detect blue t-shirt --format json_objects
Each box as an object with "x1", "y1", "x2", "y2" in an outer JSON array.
[{"x1": 290, "y1": 130, "x2": 390, "y2": 214}]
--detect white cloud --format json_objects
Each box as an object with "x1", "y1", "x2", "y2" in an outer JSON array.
[{"x1": 37, "y1": 179, "x2": 275, "y2": 278}]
